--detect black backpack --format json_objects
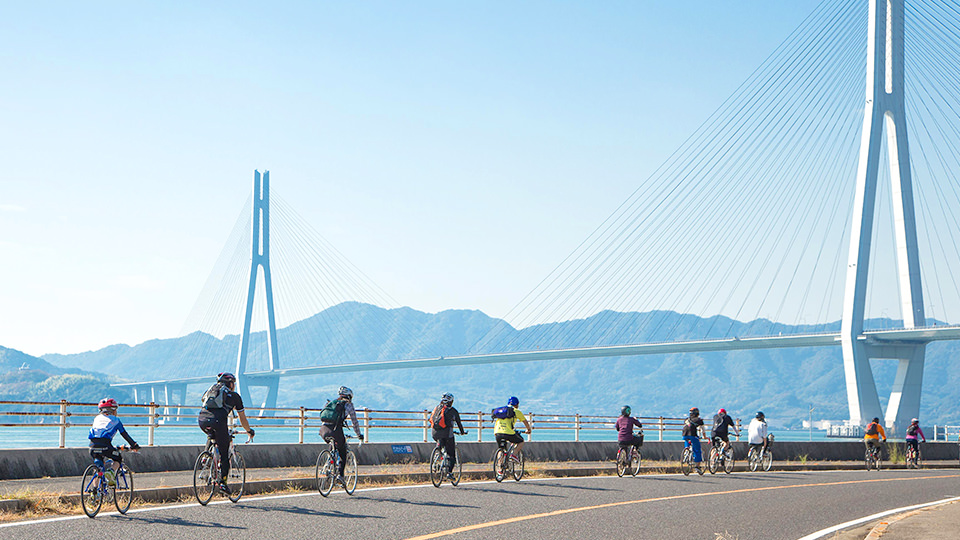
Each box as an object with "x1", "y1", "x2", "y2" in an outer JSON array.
[{"x1": 907, "y1": 424, "x2": 918, "y2": 436}]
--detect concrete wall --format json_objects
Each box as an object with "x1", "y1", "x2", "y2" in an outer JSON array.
[{"x1": 1, "y1": 440, "x2": 956, "y2": 480}]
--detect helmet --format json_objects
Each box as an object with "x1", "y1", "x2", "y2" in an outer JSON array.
[
  {"x1": 338, "y1": 386, "x2": 354, "y2": 398},
  {"x1": 441, "y1": 392, "x2": 454, "y2": 404},
  {"x1": 718, "y1": 408, "x2": 726, "y2": 415},
  {"x1": 689, "y1": 407, "x2": 699, "y2": 416},
  {"x1": 217, "y1": 372, "x2": 236, "y2": 384},
  {"x1": 621, "y1": 405, "x2": 631, "y2": 417},
  {"x1": 756, "y1": 411, "x2": 765, "y2": 419},
  {"x1": 98, "y1": 398, "x2": 118, "y2": 410},
  {"x1": 911, "y1": 418, "x2": 919, "y2": 424},
  {"x1": 872, "y1": 417, "x2": 880, "y2": 423},
  {"x1": 507, "y1": 396, "x2": 519, "y2": 407}
]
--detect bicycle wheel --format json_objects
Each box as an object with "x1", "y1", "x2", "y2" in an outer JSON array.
[
  {"x1": 723, "y1": 448, "x2": 735, "y2": 474},
  {"x1": 616, "y1": 448, "x2": 627, "y2": 478},
  {"x1": 451, "y1": 447, "x2": 463, "y2": 487},
  {"x1": 316, "y1": 450, "x2": 335, "y2": 497},
  {"x1": 874, "y1": 451, "x2": 882, "y2": 471},
  {"x1": 193, "y1": 451, "x2": 215, "y2": 506},
  {"x1": 113, "y1": 466, "x2": 134, "y2": 514},
  {"x1": 81, "y1": 465, "x2": 104, "y2": 518},
  {"x1": 680, "y1": 448, "x2": 692, "y2": 476},
  {"x1": 748, "y1": 448, "x2": 759, "y2": 472},
  {"x1": 343, "y1": 451, "x2": 358, "y2": 495},
  {"x1": 430, "y1": 447, "x2": 444, "y2": 488},
  {"x1": 708, "y1": 448, "x2": 719, "y2": 474},
  {"x1": 493, "y1": 448, "x2": 507, "y2": 483},
  {"x1": 228, "y1": 451, "x2": 245, "y2": 502},
  {"x1": 762, "y1": 451, "x2": 773, "y2": 472},
  {"x1": 511, "y1": 450, "x2": 524, "y2": 481},
  {"x1": 631, "y1": 447, "x2": 642, "y2": 477}
]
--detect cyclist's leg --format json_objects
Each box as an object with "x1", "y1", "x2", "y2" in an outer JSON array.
[
  {"x1": 331, "y1": 426, "x2": 347, "y2": 476},
  {"x1": 209, "y1": 419, "x2": 231, "y2": 481},
  {"x1": 441, "y1": 437, "x2": 456, "y2": 472},
  {"x1": 687, "y1": 436, "x2": 702, "y2": 463},
  {"x1": 510, "y1": 433, "x2": 524, "y2": 456}
]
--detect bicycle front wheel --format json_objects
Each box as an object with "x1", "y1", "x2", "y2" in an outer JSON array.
[
  {"x1": 193, "y1": 451, "x2": 215, "y2": 506},
  {"x1": 430, "y1": 447, "x2": 444, "y2": 488},
  {"x1": 344, "y1": 451, "x2": 358, "y2": 495},
  {"x1": 493, "y1": 448, "x2": 507, "y2": 483},
  {"x1": 616, "y1": 448, "x2": 627, "y2": 478},
  {"x1": 451, "y1": 447, "x2": 462, "y2": 487},
  {"x1": 113, "y1": 466, "x2": 134, "y2": 514},
  {"x1": 512, "y1": 450, "x2": 525, "y2": 481},
  {"x1": 631, "y1": 448, "x2": 642, "y2": 476},
  {"x1": 723, "y1": 449, "x2": 735, "y2": 474},
  {"x1": 708, "y1": 448, "x2": 719, "y2": 474},
  {"x1": 680, "y1": 448, "x2": 692, "y2": 476},
  {"x1": 228, "y1": 451, "x2": 245, "y2": 502},
  {"x1": 81, "y1": 465, "x2": 104, "y2": 518},
  {"x1": 762, "y1": 451, "x2": 773, "y2": 472},
  {"x1": 316, "y1": 450, "x2": 335, "y2": 497}
]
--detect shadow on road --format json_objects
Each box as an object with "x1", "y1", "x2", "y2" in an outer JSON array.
[
  {"x1": 122, "y1": 515, "x2": 247, "y2": 529},
  {"x1": 353, "y1": 496, "x2": 479, "y2": 510},
  {"x1": 234, "y1": 503, "x2": 385, "y2": 520},
  {"x1": 521, "y1": 481, "x2": 619, "y2": 493},
  {"x1": 462, "y1": 486, "x2": 564, "y2": 498}
]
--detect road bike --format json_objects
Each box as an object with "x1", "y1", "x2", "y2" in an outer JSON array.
[
  {"x1": 317, "y1": 434, "x2": 360, "y2": 496},
  {"x1": 430, "y1": 432, "x2": 467, "y2": 488},
  {"x1": 616, "y1": 440, "x2": 642, "y2": 477},
  {"x1": 708, "y1": 437, "x2": 735, "y2": 474},
  {"x1": 494, "y1": 430, "x2": 525, "y2": 482},
  {"x1": 747, "y1": 435, "x2": 774, "y2": 472},
  {"x1": 194, "y1": 429, "x2": 249, "y2": 505},
  {"x1": 905, "y1": 442, "x2": 922, "y2": 469},
  {"x1": 81, "y1": 446, "x2": 136, "y2": 518},
  {"x1": 864, "y1": 442, "x2": 883, "y2": 471}
]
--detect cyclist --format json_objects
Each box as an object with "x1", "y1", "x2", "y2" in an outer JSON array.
[
  {"x1": 711, "y1": 408, "x2": 739, "y2": 453},
  {"x1": 88, "y1": 398, "x2": 140, "y2": 486},
  {"x1": 615, "y1": 405, "x2": 644, "y2": 449},
  {"x1": 430, "y1": 392, "x2": 467, "y2": 479},
  {"x1": 905, "y1": 418, "x2": 926, "y2": 457},
  {"x1": 197, "y1": 372, "x2": 255, "y2": 494},
  {"x1": 319, "y1": 386, "x2": 364, "y2": 485},
  {"x1": 682, "y1": 407, "x2": 705, "y2": 472},
  {"x1": 494, "y1": 396, "x2": 533, "y2": 459},
  {"x1": 747, "y1": 411, "x2": 769, "y2": 455},
  {"x1": 864, "y1": 416, "x2": 886, "y2": 455}
]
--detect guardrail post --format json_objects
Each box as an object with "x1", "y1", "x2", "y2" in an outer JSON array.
[
  {"x1": 363, "y1": 408, "x2": 370, "y2": 442},
  {"x1": 148, "y1": 402, "x2": 158, "y2": 446},
  {"x1": 298, "y1": 407, "x2": 305, "y2": 444},
  {"x1": 528, "y1": 412, "x2": 534, "y2": 441},
  {"x1": 659, "y1": 416, "x2": 664, "y2": 441},
  {"x1": 574, "y1": 414, "x2": 580, "y2": 442},
  {"x1": 735, "y1": 418, "x2": 741, "y2": 441},
  {"x1": 58, "y1": 400, "x2": 68, "y2": 448},
  {"x1": 477, "y1": 411, "x2": 483, "y2": 442},
  {"x1": 422, "y1": 410, "x2": 429, "y2": 443}
]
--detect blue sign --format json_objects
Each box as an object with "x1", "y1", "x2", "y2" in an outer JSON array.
[{"x1": 391, "y1": 444, "x2": 414, "y2": 454}]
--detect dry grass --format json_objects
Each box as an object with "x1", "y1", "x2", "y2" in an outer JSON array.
[{"x1": 0, "y1": 489, "x2": 80, "y2": 522}]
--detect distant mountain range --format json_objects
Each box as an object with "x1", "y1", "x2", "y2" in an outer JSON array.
[{"x1": 16, "y1": 303, "x2": 960, "y2": 428}]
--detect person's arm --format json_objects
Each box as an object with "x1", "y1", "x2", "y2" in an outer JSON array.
[
  {"x1": 632, "y1": 417, "x2": 643, "y2": 430},
  {"x1": 118, "y1": 425, "x2": 139, "y2": 448},
  {"x1": 346, "y1": 402, "x2": 363, "y2": 439},
  {"x1": 917, "y1": 426, "x2": 926, "y2": 442},
  {"x1": 453, "y1": 409, "x2": 466, "y2": 434},
  {"x1": 879, "y1": 425, "x2": 887, "y2": 442},
  {"x1": 236, "y1": 409, "x2": 255, "y2": 437}
]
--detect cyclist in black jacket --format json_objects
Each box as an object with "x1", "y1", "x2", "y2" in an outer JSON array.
[
  {"x1": 430, "y1": 393, "x2": 466, "y2": 479},
  {"x1": 197, "y1": 373, "x2": 255, "y2": 493}
]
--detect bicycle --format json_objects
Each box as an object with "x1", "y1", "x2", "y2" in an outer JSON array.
[
  {"x1": 747, "y1": 441, "x2": 773, "y2": 472},
  {"x1": 316, "y1": 434, "x2": 360, "y2": 497},
  {"x1": 430, "y1": 432, "x2": 467, "y2": 488},
  {"x1": 616, "y1": 439, "x2": 642, "y2": 477},
  {"x1": 81, "y1": 446, "x2": 136, "y2": 518},
  {"x1": 193, "y1": 429, "x2": 249, "y2": 505},
  {"x1": 905, "y1": 442, "x2": 922, "y2": 469},
  {"x1": 864, "y1": 442, "x2": 883, "y2": 471},
  {"x1": 493, "y1": 430, "x2": 525, "y2": 482},
  {"x1": 708, "y1": 437, "x2": 735, "y2": 474}
]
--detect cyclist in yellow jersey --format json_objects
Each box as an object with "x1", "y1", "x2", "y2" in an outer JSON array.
[{"x1": 494, "y1": 396, "x2": 533, "y2": 457}]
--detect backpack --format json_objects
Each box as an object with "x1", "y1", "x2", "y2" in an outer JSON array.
[
  {"x1": 201, "y1": 383, "x2": 225, "y2": 411},
  {"x1": 320, "y1": 399, "x2": 347, "y2": 426},
  {"x1": 491, "y1": 406, "x2": 515, "y2": 420},
  {"x1": 431, "y1": 404, "x2": 448, "y2": 429},
  {"x1": 907, "y1": 424, "x2": 918, "y2": 436},
  {"x1": 865, "y1": 422, "x2": 879, "y2": 436}
]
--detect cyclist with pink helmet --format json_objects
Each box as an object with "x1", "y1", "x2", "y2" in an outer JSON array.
[{"x1": 88, "y1": 398, "x2": 140, "y2": 485}]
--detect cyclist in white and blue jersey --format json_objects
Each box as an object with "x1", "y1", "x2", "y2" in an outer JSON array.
[{"x1": 88, "y1": 398, "x2": 139, "y2": 485}]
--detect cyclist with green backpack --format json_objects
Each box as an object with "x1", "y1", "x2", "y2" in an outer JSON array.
[
  {"x1": 431, "y1": 392, "x2": 467, "y2": 479},
  {"x1": 493, "y1": 396, "x2": 532, "y2": 458},
  {"x1": 318, "y1": 386, "x2": 364, "y2": 484},
  {"x1": 197, "y1": 373, "x2": 255, "y2": 494}
]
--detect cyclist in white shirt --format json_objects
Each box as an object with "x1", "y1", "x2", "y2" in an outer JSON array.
[{"x1": 747, "y1": 411, "x2": 769, "y2": 453}]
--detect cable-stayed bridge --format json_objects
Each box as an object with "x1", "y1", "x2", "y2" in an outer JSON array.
[{"x1": 116, "y1": 0, "x2": 960, "y2": 433}]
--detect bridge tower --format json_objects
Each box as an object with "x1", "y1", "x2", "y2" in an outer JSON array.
[
  {"x1": 235, "y1": 170, "x2": 281, "y2": 411},
  {"x1": 842, "y1": 0, "x2": 924, "y2": 432}
]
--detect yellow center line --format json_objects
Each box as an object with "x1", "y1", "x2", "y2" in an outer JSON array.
[{"x1": 403, "y1": 473, "x2": 960, "y2": 540}]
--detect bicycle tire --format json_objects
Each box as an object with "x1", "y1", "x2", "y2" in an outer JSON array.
[
  {"x1": 316, "y1": 450, "x2": 335, "y2": 497},
  {"x1": 493, "y1": 448, "x2": 507, "y2": 483},
  {"x1": 762, "y1": 451, "x2": 773, "y2": 472},
  {"x1": 193, "y1": 451, "x2": 215, "y2": 506},
  {"x1": 81, "y1": 465, "x2": 104, "y2": 518},
  {"x1": 708, "y1": 448, "x2": 719, "y2": 474},
  {"x1": 616, "y1": 448, "x2": 627, "y2": 478},
  {"x1": 452, "y1": 447, "x2": 462, "y2": 486},
  {"x1": 344, "y1": 451, "x2": 358, "y2": 495},
  {"x1": 430, "y1": 447, "x2": 444, "y2": 488},
  {"x1": 723, "y1": 448, "x2": 735, "y2": 474},
  {"x1": 512, "y1": 449, "x2": 524, "y2": 481},
  {"x1": 748, "y1": 448, "x2": 759, "y2": 472},
  {"x1": 228, "y1": 451, "x2": 245, "y2": 502},
  {"x1": 680, "y1": 447, "x2": 692, "y2": 476},
  {"x1": 113, "y1": 466, "x2": 134, "y2": 514},
  {"x1": 631, "y1": 447, "x2": 642, "y2": 477}
]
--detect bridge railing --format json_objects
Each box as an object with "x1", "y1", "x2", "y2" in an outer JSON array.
[{"x1": 0, "y1": 399, "x2": 701, "y2": 447}]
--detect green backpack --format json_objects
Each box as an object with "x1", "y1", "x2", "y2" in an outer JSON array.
[{"x1": 320, "y1": 399, "x2": 346, "y2": 426}]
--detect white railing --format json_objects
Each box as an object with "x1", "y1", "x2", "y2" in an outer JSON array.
[{"x1": 0, "y1": 399, "x2": 711, "y2": 448}]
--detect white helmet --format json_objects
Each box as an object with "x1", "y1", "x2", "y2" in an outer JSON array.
[
  {"x1": 338, "y1": 386, "x2": 353, "y2": 398},
  {"x1": 441, "y1": 392, "x2": 454, "y2": 404}
]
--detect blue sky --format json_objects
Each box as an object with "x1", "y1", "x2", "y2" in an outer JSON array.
[{"x1": 0, "y1": 2, "x2": 821, "y2": 356}]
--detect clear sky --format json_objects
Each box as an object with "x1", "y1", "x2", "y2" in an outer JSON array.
[{"x1": 0, "y1": 2, "x2": 822, "y2": 356}]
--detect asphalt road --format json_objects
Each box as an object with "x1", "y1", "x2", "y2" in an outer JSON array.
[{"x1": 3, "y1": 469, "x2": 959, "y2": 540}]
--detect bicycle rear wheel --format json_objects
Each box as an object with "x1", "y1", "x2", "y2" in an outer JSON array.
[
  {"x1": 344, "y1": 451, "x2": 358, "y2": 495},
  {"x1": 113, "y1": 466, "x2": 134, "y2": 514},
  {"x1": 228, "y1": 451, "x2": 245, "y2": 502},
  {"x1": 81, "y1": 465, "x2": 103, "y2": 518},
  {"x1": 451, "y1": 447, "x2": 462, "y2": 486},
  {"x1": 631, "y1": 447, "x2": 642, "y2": 476},
  {"x1": 762, "y1": 451, "x2": 773, "y2": 472},
  {"x1": 493, "y1": 448, "x2": 507, "y2": 483},
  {"x1": 193, "y1": 451, "x2": 215, "y2": 506},
  {"x1": 616, "y1": 448, "x2": 627, "y2": 478},
  {"x1": 723, "y1": 448, "x2": 735, "y2": 474},
  {"x1": 316, "y1": 450, "x2": 335, "y2": 497},
  {"x1": 430, "y1": 447, "x2": 444, "y2": 488},
  {"x1": 511, "y1": 450, "x2": 525, "y2": 481}
]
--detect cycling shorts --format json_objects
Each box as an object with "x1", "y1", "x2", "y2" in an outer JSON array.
[
  {"x1": 89, "y1": 446, "x2": 122, "y2": 463},
  {"x1": 496, "y1": 432, "x2": 523, "y2": 447}
]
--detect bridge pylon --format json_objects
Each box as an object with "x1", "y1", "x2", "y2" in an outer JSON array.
[
  {"x1": 235, "y1": 170, "x2": 281, "y2": 412},
  {"x1": 841, "y1": 0, "x2": 925, "y2": 434}
]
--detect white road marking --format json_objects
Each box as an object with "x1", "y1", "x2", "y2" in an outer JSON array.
[{"x1": 795, "y1": 495, "x2": 960, "y2": 540}]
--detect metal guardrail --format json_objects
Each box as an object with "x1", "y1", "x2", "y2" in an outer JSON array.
[{"x1": 0, "y1": 399, "x2": 724, "y2": 448}]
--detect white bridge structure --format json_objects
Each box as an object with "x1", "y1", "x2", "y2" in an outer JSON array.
[{"x1": 115, "y1": 0, "x2": 960, "y2": 433}]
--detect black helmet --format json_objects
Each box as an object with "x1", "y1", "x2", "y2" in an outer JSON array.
[
  {"x1": 218, "y1": 372, "x2": 236, "y2": 384},
  {"x1": 621, "y1": 405, "x2": 631, "y2": 417},
  {"x1": 756, "y1": 411, "x2": 765, "y2": 420},
  {"x1": 872, "y1": 417, "x2": 880, "y2": 424}
]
